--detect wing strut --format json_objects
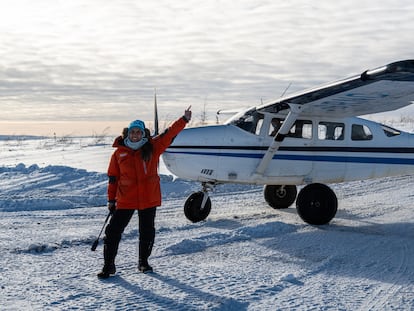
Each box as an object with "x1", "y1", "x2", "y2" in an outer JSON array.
[{"x1": 252, "y1": 104, "x2": 303, "y2": 179}]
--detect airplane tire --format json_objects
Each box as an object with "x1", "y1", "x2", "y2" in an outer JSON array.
[
  {"x1": 184, "y1": 191, "x2": 212, "y2": 223},
  {"x1": 296, "y1": 183, "x2": 337, "y2": 225},
  {"x1": 264, "y1": 185, "x2": 297, "y2": 209}
]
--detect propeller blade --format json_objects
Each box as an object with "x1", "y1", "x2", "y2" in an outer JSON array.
[{"x1": 154, "y1": 90, "x2": 159, "y2": 136}]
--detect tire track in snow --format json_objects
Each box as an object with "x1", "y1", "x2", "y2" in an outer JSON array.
[{"x1": 357, "y1": 240, "x2": 413, "y2": 311}]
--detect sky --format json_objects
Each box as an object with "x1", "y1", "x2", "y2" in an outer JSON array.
[{"x1": 1, "y1": 0, "x2": 414, "y2": 135}]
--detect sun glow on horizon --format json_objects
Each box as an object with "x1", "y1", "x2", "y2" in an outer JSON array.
[{"x1": 1, "y1": 0, "x2": 414, "y2": 134}]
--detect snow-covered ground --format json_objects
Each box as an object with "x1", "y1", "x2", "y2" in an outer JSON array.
[{"x1": 1, "y1": 132, "x2": 413, "y2": 310}]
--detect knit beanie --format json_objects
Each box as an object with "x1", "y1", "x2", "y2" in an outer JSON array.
[{"x1": 128, "y1": 120, "x2": 146, "y2": 133}]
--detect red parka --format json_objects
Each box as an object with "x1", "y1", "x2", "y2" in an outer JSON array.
[{"x1": 107, "y1": 117, "x2": 187, "y2": 210}]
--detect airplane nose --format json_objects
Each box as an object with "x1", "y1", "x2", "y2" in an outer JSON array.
[{"x1": 162, "y1": 152, "x2": 177, "y2": 175}]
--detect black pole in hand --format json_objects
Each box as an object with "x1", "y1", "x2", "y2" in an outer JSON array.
[{"x1": 91, "y1": 212, "x2": 112, "y2": 251}]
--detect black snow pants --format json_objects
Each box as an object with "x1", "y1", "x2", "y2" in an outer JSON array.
[{"x1": 103, "y1": 207, "x2": 156, "y2": 268}]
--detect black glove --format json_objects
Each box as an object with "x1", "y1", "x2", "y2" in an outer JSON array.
[{"x1": 107, "y1": 200, "x2": 116, "y2": 213}]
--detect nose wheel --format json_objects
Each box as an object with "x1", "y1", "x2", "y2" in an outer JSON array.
[{"x1": 184, "y1": 183, "x2": 213, "y2": 222}]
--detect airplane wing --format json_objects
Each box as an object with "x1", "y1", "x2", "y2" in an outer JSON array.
[{"x1": 259, "y1": 60, "x2": 414, "y2": 117}]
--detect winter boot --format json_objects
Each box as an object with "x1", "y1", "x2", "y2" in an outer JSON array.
[
  {"x1": 138, "y1": 258, "x2": 153, "y2": 273},
  {"x1": 97, "y1": 242, "x2": 117, "y2": 279},
  {"x1": 138, "y1": 240, "x2": 154, "y2": 273},
  {"x1": 97, "y1": 263, "x2": 116, "y2": 279}
]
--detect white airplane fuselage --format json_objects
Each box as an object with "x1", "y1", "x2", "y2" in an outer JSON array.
[
  {"x1": 161, "y1": 60, "x2": 414, "y2": 225},
  {"x1": 163, "y1": 115, "x2": 414, "y2": 186}
]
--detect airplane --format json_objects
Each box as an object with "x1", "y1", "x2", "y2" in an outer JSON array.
[{"x1": 161, "y1": 60, "x2": 414, "y2": 225}]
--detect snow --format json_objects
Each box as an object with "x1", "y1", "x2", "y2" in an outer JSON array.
[{"x1": 1, "y1": 134, "x2": 414, "y2": 310}]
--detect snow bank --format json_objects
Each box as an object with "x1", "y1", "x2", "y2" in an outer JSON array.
[
  {"x1": 0, "y1": 163, "x2": 260, "y2": 212},
  {"x1": 0, "y1": 164, "x2": 107, "y2": 211}
]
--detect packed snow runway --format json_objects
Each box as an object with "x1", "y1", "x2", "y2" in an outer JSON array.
[{"x1": 1, "y1": 136, "x2": 413, "y2": 310}]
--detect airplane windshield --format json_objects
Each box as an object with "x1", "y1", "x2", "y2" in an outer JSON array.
[
  {"x1": 228, "y1": 109, "x2": 264, "y2": 134},
  {"x1": 225, "y1": 107, "x2": 256, "y2": 124}
]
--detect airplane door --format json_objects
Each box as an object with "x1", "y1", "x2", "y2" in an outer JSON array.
[
  {"x1": 307, "y1": 121, "x2": 347, "y2": 182},
  {"x1": 216, "y1": 116, "x2": 269, "y2": 183},
  {"x1": 265, "y1": 119, "x2": 314, "y2": 177}
]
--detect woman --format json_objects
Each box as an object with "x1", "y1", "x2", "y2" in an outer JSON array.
[{"x1": 98, "y1": 107, "x2": 192, "y2": 278}]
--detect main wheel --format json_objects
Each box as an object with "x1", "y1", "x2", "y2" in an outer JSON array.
[
  {"x1": 296, "y1": 183, "x2": 337, "y2": 225},
  {"x1": 184, "y1": 191, "x2": 212, "y2": 222},
  {"x1": 264, "y1": 185, "x2": 297, "y2": 209}
]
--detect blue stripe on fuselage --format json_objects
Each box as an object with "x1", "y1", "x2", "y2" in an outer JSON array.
[{"x1": 164, "y1": 148, "x2": 414, "y2": 165}]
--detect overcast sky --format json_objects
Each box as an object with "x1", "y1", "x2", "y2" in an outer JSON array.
[{"x1": 1, "y1": 0, "x2": 413, "y2": 134}]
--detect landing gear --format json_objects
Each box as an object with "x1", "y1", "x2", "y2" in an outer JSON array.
[
  {"x1": 183, "y1": 182, "x2": 338, "y2": 225},
  {"x1": 264, "y1": 185, "x2": 297, "y2": 209},
  {"x1": 296, "y1": 183, "x2": 337, "y2": 225},
  {"x1": 184, "y1": 183, "x2": 213, "y2": 222}
]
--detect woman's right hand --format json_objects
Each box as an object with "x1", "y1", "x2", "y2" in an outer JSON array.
[{"x1": 107, "y1": 200, "x2": 116, "y2": 213}]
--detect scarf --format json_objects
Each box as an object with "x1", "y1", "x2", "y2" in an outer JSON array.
[{"x1": 124, "y1": 137, "x2": 148, "y2": 150}]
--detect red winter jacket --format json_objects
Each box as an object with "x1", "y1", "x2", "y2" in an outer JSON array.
[{"x1": 107, "y1": 117, "x2": 187, "y2": 210}]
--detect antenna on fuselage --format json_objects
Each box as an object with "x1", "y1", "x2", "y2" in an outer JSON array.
[{"x1": 280, "y1": 82, "x2": 292, "y2": 98}]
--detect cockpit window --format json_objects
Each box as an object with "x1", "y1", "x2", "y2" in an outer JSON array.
[
  {"x1": 381, "y1": 125, "x2": 401, "y2": 137},
  {"x1": 351, "y1": 124, "x2": 373, "y2": 141},
  {"x1": 269, "y1": 118, "x2": 282, "y2": 136}
]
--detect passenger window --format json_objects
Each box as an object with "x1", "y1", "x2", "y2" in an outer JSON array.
[
  {"x1": 288, "y1": 120, "x2": 312, "y2": 139},
  {"x1": 381, "y1": 125, "x2": 400, "y2": 137},
  {"x1": 268, "y1": 119, "x2": 312, "y2": 139},
  {"x1": 351, "y1": 124, "x2": 373, "y2": 141},
  {"x1": 318, "y1": 122, "x2": 345, "y2": 140}
]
